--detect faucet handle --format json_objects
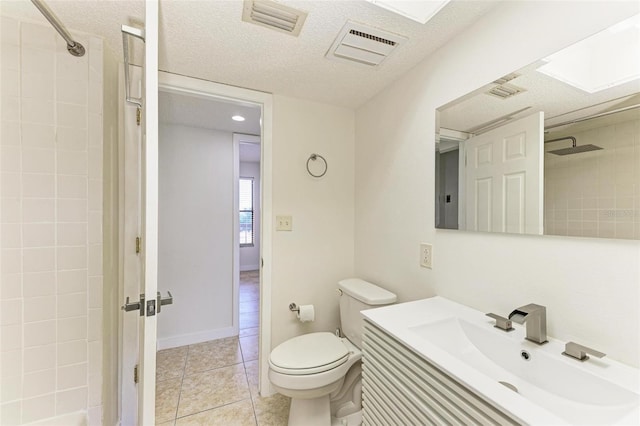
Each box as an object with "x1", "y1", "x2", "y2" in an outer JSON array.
[
  {"x1": 486, "y1": 313, "x2": 514, "y2": 332},
  {"x1": 562, "y1": 342, "x2": 606, "y2": 362}
]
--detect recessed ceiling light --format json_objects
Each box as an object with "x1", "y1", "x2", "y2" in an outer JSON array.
[
  {"x1": 366, "y1": 0, "x2": 451, "y2": 24},
  {"x1": 536, "y1": 13, "x2": 640, "y2": 93},
  {"x1": 232, "y1": 115, "x2": 246, "y2": 122}
]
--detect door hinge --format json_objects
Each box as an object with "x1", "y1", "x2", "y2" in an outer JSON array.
[
  {"x1": 134, "y1": 364, "x2": 139, "y2": 384},
  {"x1": 136, "y1": 107, "x2": 141, "y2": 126},
  {"x1": 135, "y1": 236, "x2": 141, "y2": 254}
]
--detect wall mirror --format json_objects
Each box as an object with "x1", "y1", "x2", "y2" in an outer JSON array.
[{"x1": 435, "y1": 13, "x2": 640, "y2": 240}]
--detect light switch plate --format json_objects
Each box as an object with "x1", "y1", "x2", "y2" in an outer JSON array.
[
  {"x1": 276, "y1": 215, "x2": 293, "y2": 231},
  {"x1": 420, "y1": 243, "x2": 432, "y2": 269}
]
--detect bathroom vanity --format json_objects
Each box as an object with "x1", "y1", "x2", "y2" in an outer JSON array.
[{"x1": 361, "y1": 297, "x2": 640, "y2": 425}]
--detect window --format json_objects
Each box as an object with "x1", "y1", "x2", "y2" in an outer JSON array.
[{"x1": 239, "y1": 177, "x2": 254, "y2": 246}]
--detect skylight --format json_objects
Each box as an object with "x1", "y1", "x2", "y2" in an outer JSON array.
[
  {"x1": 366, "y1": 0, "x2": 451, "y2": 24},
  {"x1": 536, "y1": 14, "x2": 640, "y2": 93}
]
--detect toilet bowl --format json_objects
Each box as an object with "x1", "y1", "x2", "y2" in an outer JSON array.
[{"x1": 269, "y1": 279, "x2": 396, "y2": 426}]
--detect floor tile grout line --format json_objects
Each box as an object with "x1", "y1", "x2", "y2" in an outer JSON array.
[
  {"x1": 171, "y1": 343, "x2": 189, "y2": 423},
  {"x1": 242, "y1": 356, "x2": 260, "y2": 426}
]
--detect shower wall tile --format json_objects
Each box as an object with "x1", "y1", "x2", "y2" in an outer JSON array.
[
  {"x1": 57, "y1": 270, "x2": 87, "y2": 294},
  {"x1": 21, "y1": 72, "x2": 54, "y2": 100},
  {"x1": 23, "y1": 295, "x2": 56, "y2": 323},
  {"x1": 57, "y1": 103, "x2": 87, "y2": 129},
  {"x1": 1, "y1": 96, "x2": 20, "y2": 122},
  {"x1": 22, "y1": 173, "x2": 56, "y2": 198},
  {"x1": 57, "y1": 316, "x2": 87, "y2": 343},
  {"x1": 58, "y1": 174, "x2": 88, "y2": 199},
  {"x1": 57, "y1": 78, "x2": 88, "y2": 106},
  {"x1": 56, "y1": 386, "x2": 88, "y2": 415},
  {"x1": 57, "y1": 339, "x2": 87, "y2": 367},
  {"x1": 20, "y1": 22, "x2": 55, "y2": 50},
  {"x1": 1, "y1": 16, "x2": 20, "y2": 46},
  {"x1": 1, "y1": 122, "x2": 21, "y2": 146},
  {"x1": 1, "y1": 68, "x2": 20, "y2": 97},
  {"x1": 23, "y1": 272, "x2": 54, "y2": 298},
  {"x1": 24, "y1": 344, "x2": 56, "y2": 373},
  {"x1": 21, "y1": 394, "x2": 55, "y2": 424},
  {"x1": 0, "y1": 18, "x2": 104, "y2": 424},
  {"x1": 23, "y1": 320, "x2": 56, "y2": 347},
  {"x1": 0, "y1": 45, "x2": 20, "y2": 71},
  {"x1": 21, "y1": 48, "x2": 55, "y2": 75},
  {"x1": 22, "y1": 147, "x2": 55, "y2": 173},
  {"x1": 1, "y1": 273, "x2": 22, "y2": 300},
  {"x1": 57, "y1": 150, "x2": 88, "y2": 175}
]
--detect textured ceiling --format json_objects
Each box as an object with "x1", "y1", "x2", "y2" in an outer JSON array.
[
  {"x1": 439, "y1": 56, "x2": 640, "y2": 136},
  {"x1": 0, "y1": 0, "x2": 499, "y2": 108}
]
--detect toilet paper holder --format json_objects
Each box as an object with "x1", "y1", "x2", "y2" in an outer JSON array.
[{"x1": 289, "y1": 302, "x2": 300, "y2": 313}]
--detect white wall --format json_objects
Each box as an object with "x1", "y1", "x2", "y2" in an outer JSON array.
[
  {"x1": 240, "y1": 161, "x2": 260, "y2": 271},
  {"x1": 157, "y1": 124, "x2": 234, "y2": 348},
  {"x1": 0, "y1": 17, "x2": 104, "y2": 424},
  {"x1": 270, "y1": 95, "x2": 355, "y2": 349},
  {"x1": 355, "y1": 1, "x2": 640, "y2": 367}
]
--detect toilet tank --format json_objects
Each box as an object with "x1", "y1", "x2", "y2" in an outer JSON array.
[{"x1": 338, "y1": 278, "x2": 397, "y2": 349}]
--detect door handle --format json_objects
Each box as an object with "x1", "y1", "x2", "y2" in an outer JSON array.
[
  {"x1": 122, "y1": 292, "x2": 172, "y2": 316},
  {"x1": 122, "y1": 294, "x2": 145, "y2": 316},
  {"x1": 157, "y1": 291, "x2": 173, "y2": 313}
]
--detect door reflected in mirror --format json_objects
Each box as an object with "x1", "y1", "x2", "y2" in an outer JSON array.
[{"x1": 435, "y1": 12, "x2": 640, "y2": 240}]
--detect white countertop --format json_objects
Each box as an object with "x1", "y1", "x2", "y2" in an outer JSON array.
[{"x1": 362, "y1": 296, "x2": 640, "y2": 425}]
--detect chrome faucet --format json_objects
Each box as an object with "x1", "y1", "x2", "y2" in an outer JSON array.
[{"x1": 508, "y1": 303, "x2": 547, "y2": 344}]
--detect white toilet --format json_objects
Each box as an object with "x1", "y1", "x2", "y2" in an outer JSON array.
[{"x1": 269, "y1": 278, "x2": 397, "y2": 426}]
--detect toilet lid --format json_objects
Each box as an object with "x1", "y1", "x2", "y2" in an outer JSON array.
[{"x1": 270, "y1": 332, "x2": 349, "y2": 375}]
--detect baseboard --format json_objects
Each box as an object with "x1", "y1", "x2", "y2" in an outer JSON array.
[
  {"x1": 157, "y1": 326, "x2": 237, "y2": 350},
  {"x1": 240, "y1": 264, "x2": 259, "y2": 272},
  {"x1": 26, "y1": 411, "x2": 86, "y2": 426}
]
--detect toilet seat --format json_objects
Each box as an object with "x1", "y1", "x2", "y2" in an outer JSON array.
[{"x1": 270, "y1": 332, "x2": 350, "y2": 375}]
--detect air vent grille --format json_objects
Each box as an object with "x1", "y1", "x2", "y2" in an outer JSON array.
[
  {"x1": 493, "y1": 73, "x2": 520, "y2": 85},
  {"x1": 485, "y1": 83, "x2": 526, "y2": 100},
  {"x1": 242, "y1": 0, "x2": 307, "y2": 37},
  {"x1": 348, "y1": 30, "x2": 396, "y2": 46},
  {"x1": 326, "y1": 21, "x2": 406, "y2": 67}
]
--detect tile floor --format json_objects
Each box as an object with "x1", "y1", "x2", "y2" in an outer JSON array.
[{"x1": 155, "y1": 270, "x2": 291, "y2": 425}]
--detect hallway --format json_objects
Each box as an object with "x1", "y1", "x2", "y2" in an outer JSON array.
[{"x1": 154, "y1": 271, "x2": 290, "y2": 425}]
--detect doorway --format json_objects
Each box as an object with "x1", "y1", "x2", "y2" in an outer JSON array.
[{"x1": 119, "y1": 71, "x2": 277, "y2": 424}]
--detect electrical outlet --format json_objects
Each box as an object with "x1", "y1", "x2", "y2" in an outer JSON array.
[
  {"x1": 276, "y1": 215, "x2": 293, "y2": 231},
  {"x1": 420, "y1": 243, "x2": 432, "y2": 269}
]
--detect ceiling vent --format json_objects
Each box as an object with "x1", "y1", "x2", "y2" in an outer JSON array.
[
  {"x1": 485, "y1": 83, "x2": 526, "y2": 100},
  {"x1": 492, "y1": 73, "x2": 520, "y2": 85},
  {"x1": 242, "y1": 0, "x2": 307, "y2": 37},
  {"x1": 326, "y1": 21, "x2": 406, "y2": 67}
]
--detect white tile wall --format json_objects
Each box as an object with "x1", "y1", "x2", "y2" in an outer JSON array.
[
  {"x1": 0, "y1": 17, "x2": 103, "y2": 424},
  {"x1": 545, "y1": 117, "x2": 640, "y2": 239}
]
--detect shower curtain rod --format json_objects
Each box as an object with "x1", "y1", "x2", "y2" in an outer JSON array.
[{"x1": 30, "y1": 0, "x2": 85, "y2": 57}]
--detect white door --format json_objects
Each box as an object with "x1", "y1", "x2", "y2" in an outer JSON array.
[
  {"x1": 139, "y1": 0, "x2": 159, "y2": 423},
  {"x1": 120, "y1": 1, "x2": 160, "y2": 424},
  {"x1": 464, "y1": 112, "x2": 544, "y2": 235},
  {"x1": 119, "y1": 64, "x2": 142, "y2": 425}
]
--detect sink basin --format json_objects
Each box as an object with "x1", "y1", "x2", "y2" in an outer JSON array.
[{"x1": 409, "y1": 317, "x2": 639, "y2": 424}]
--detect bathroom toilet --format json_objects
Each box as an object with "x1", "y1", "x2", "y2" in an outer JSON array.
[{"x1": 269, "y1": 278, "x2": 397, "y2": 426}]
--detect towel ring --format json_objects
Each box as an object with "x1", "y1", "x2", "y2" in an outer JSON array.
[{"x1": 306, "y1": 153, "x2": 327, "y2": 178}]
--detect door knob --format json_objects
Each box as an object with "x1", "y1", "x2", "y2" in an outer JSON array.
[{"x1": 121, "y1": 294, "x2": 145, "y2": 316}]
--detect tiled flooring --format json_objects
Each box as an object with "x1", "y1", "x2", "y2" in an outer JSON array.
[{"x1": 155, "y1": 270, "x2": 291, "y2": 425}]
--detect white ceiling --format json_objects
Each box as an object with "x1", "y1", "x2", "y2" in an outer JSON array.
[
  {"x1": 0, "y1": 0, "x2": 499, "y2": 108},
  {"x1": 159, "y1": 90, "x2": 261, "y2": 135},
  {"x1": 439, "y1": 60, "x2": 640, "y2": 137}
]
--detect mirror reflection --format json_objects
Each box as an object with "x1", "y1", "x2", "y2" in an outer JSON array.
[{"x1": 435, "y1": 13, "x2": 640, "y2": 240}]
